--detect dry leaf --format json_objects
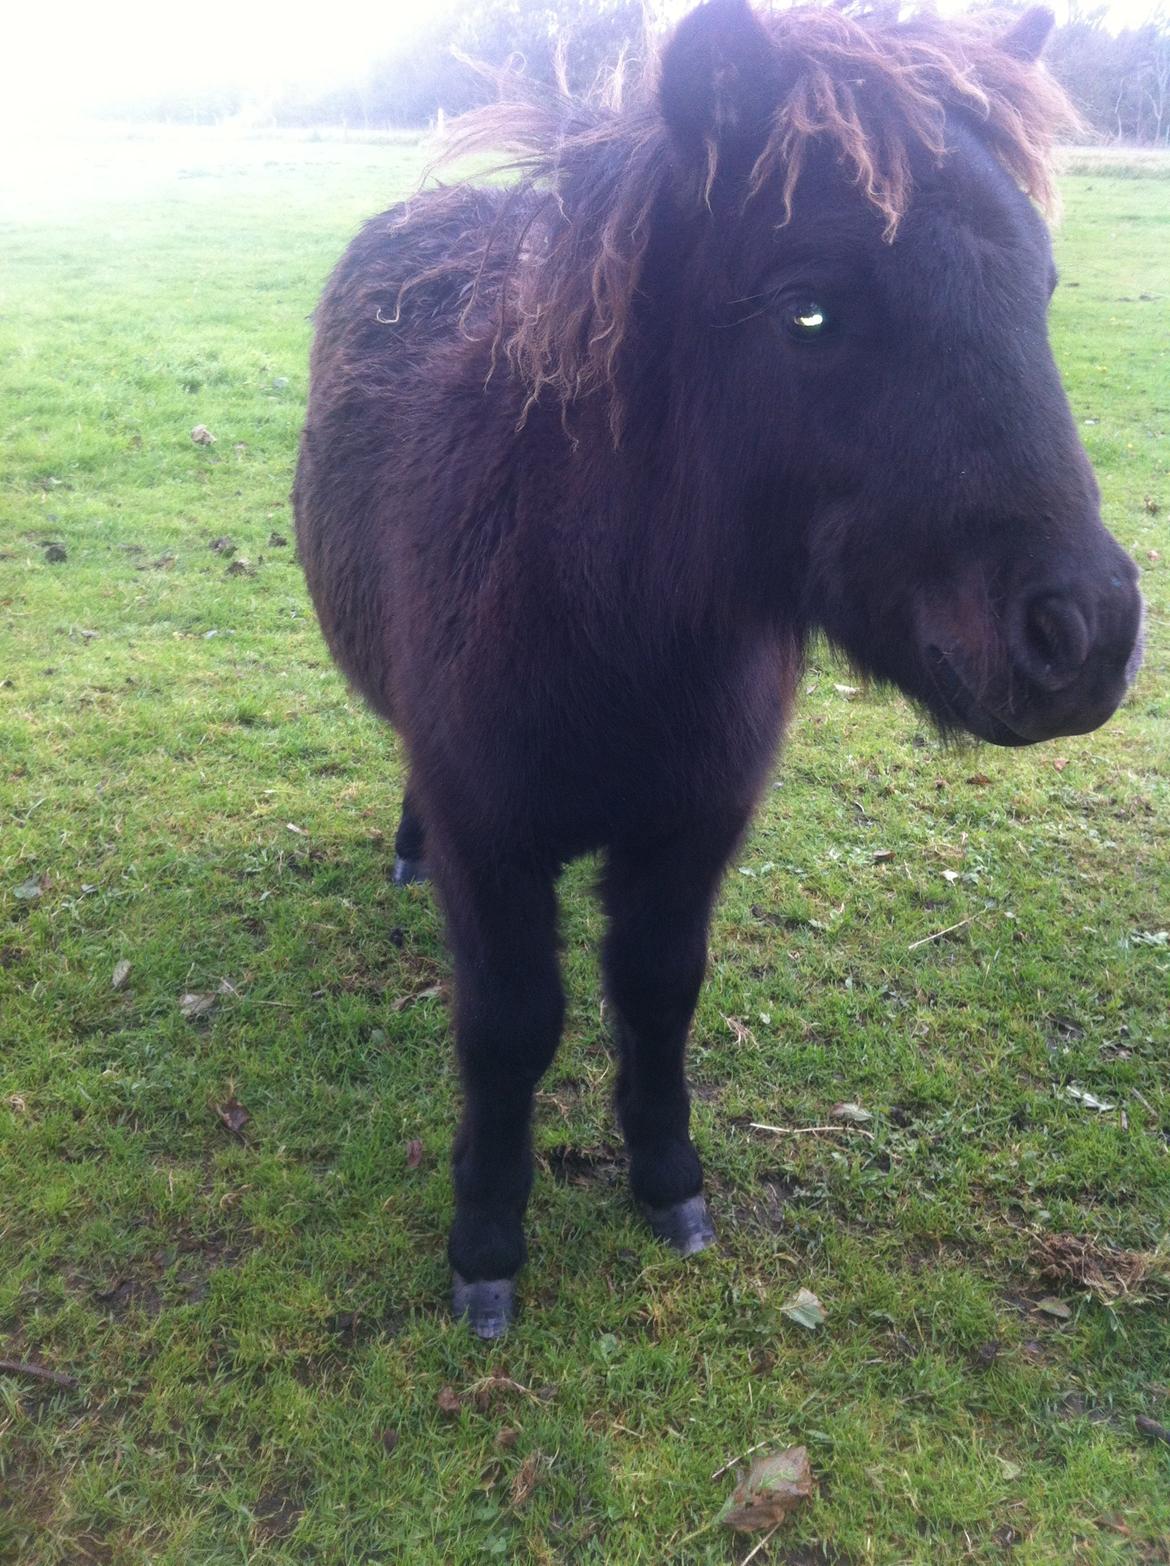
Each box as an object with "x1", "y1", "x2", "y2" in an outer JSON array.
[
  {"x1": 405, "y1": 1139, "x2": 423, "y2": 1170},
  {"x1": 389, "y1": 982, "x2": 446, "y2": 1012},
  {"x1": 1136, "y1": 1416, "x2": 1170, "y2": 1447},
  {"x1": 1052, "y1": 757, "x2": 1070, "y2": 772},
  {"x1": 719, "y1": 1446, "x2": 813, "y2": 1533},
  {"x1": 180, "y1": 991, "x2": 218, "y2": 1021},
  {"x1": 966, "y1": 773, "x2": 992, "y2": 786},
  {"x1": 436, "y1": 1385, "x2": 462, "y2": 1416},
  {"x1": 781, "y1": 1288, "x2": 826, "y2": 1330},
  {"x1": 215, "y1": 1096, "x2": 250, "y2": 1134},
  {"x1": 495, "y1": 1426, "x2": 519, "y2": 1450},
  {"x1": 872, "y1": 849, "x2": 895, "y2": 864},
  {"x1": 179, "y1": 978, "x2": 234, "y2": 1022},
  {"x1": 831, "y1": 1102, "x2": 872, "y2": 1124},
  {"x1": 111, "y1": 959, "x2": 132, "y2": 991},
  {"x1": 226, "y1": 557, "x2": 256, "y2": 577},
  {"x1": 1064, "y1": 1085, "x2": 1116, "y2": 1112},
  {"x1": 191, "y1": 424, "x2": 216, "y2": 445},
  {"x1": 1035, "y1": 1296, "x2": 1072, "y2": 1320}
]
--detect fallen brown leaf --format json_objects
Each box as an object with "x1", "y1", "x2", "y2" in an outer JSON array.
[
  {"x1": 191, "y1": 424, "x2": 216, "y2": 445},
  {"x1": 1052, "y1": 756, "x2": 1070, "y2": 772},
  {"x1": 436, "y1": 1385, "x2": 462, "y2": 1416},
  {"x1": 179, "y1": 978, "x2": 234, "y2": 1022},
  {"x1": 719, "y1": 1446, "x2": 813, "y2": 1533},
  {"x1": 966, "y1": 772, "x2": 992, "y2": 786},
  {"x1": 215, "y1": 1096, "x2": 250, "y2": 1135},
  {"x1": 495, "y1": 1426, "x2": 519, "y2": 1450},
  {"x1": 1136, "y1": 1415, "x2": 1170, "y2": 1447},
  {"x1": 405, "y1": 1139, "x2": 423, "y2": 1170},
  {"x1": 872, "y1": 849, "x2": 895, "y2": 864},
  {"x1": 180, "y1": 991, "x2": 219, "y2": 1021}
]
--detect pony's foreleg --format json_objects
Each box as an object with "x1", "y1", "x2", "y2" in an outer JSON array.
[
  {"x1": 392, "y1": 785, "x2": 428, "y2": 885},
  {"x1": 437, "y1": 848, "x2": 564, "y2": 1338},
  {"x1": 601, "y1": 815, "x2": 745, "y2": 1255}
]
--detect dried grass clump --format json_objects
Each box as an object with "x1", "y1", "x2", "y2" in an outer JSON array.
[{"x1": 1033, "y1": 1232, "x2": 1170, "y2": 1305}]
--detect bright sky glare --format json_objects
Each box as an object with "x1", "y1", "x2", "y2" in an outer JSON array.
[{"x1": 2, "y1": 0, "x2": 1163, "y2": 127}]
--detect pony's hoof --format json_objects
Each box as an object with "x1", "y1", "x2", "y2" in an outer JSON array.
[
  {"x1": 452, "y1": 1273, "x2": 515, "y2": 1340},
  {"x1": 642, "y1": 1193, "x2": 716, "y2": 1257},
  {"x1": 393, "y1": 856, "x2": 428, "y2": 886}
]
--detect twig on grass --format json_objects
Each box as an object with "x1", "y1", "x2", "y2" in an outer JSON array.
[
  {"x1": 741, "y1": 1523, "x2": 782, "y2": 1565},
  {"x1": 907, "y1": 914, "x2": 977, "y2": 952},
  {"x1": 0, "y1": 1358, "x2": 78, "y2": 1391},
  {"x1": 749, "y1": 1122, "x2": 874, "y2": 1141},
  {"x1": 711, "y1": 1439, "x2": 770, "y2": 1481}
]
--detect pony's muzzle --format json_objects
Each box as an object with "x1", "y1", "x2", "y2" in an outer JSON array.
[{"x1": 928, "y1": 560, "x2": 1144, "y2": 746}]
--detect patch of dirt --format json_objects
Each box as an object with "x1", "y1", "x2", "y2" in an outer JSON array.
[
  {"x1": 690, "y1": 1078, "x2": 724, "y2": 1102},
  {"x1": 94, "y1": 1278, "x2": 163, "y2": 1317},
  {"x1": 90, "y1": 1228, "x2": 245, "y2": 1317},
  {"x1": 252, "y1": 1489, "x2": 303, "y2": 1542},
  {"x1": 776, "y1": 1548, "x2": 859, "y2": 1566}
]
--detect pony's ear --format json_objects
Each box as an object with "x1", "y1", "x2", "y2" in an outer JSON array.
[
  {"x1": 658, "y1": 0, "x2": 781, "y2": 162},
  {"x1": 1000, "y1": 6, "x2": 1055, "y2": 62}
]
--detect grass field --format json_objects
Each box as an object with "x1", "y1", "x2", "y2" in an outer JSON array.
[{"x1": 1, "y1": 131, "x2": 1168, "y2": 1565}]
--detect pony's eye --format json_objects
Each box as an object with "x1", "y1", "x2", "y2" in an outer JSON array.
[{"x1": 785, "y1": 301, "x2": 832, "y2": 341}]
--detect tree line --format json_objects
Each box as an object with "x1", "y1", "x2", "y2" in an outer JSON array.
[{"x1": 109, "y1": 1, "x2": 1170, "y2": 146}]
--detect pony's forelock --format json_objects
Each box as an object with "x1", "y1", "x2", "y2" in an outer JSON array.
[{"x1": 405, "y1": 5, "x2": 1081, "y2": 437}]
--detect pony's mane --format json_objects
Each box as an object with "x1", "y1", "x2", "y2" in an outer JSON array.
[{"x1": 404, "y1": 4, "x2": 1081, "y2": 437}]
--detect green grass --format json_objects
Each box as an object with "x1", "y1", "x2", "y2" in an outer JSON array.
[{"x1": 1, "y1": 132, "x2": 1168, "y2": 1566}]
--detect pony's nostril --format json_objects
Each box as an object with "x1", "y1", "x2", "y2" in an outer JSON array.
[{"x1": 1020, "y1": 594, "x2": 1090, "y2": 688}]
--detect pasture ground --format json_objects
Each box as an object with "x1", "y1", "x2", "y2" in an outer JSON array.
[{"x1": 1, "y1": 132, "x2": 1168, "y2": 1565}]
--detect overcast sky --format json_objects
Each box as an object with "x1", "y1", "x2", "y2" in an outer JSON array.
[{"x1": 3, "y1": 0, "x2": 1163, "y2": 125}]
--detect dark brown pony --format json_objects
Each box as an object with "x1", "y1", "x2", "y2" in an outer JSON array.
[{"x1": 295, "y1": 0, "x2": 1143, "y2": 1337}]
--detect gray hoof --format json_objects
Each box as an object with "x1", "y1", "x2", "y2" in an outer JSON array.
[
  {"x1": 642, "y1": 1193, "x2": 716, "y2": 1257},
  {"x1": 452, "y1": 1273, "x2": 515, "y2": 1339},
  {"x1": 393, "y1": 856, "x2": 428, "y2": 886}
]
